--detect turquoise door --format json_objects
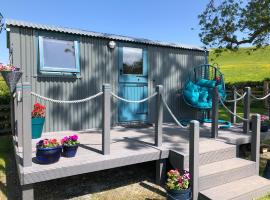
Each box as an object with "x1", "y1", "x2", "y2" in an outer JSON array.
[{"x1": 118, "y1": 46, "x2": 148, "y2": 122}]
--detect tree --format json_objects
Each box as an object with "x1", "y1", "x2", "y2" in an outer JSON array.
[{"x1": 198, "y1": 0, "x2": 270, "y2": 50}]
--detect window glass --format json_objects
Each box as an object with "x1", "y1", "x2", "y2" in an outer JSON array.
[
  {"x1": 123, "y1": 47, "x2": 143, "y2": 74},
  {"x1": 43, "y1": 38, "x2": 76, "y2": 69}
]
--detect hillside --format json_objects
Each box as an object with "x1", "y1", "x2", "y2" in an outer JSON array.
[{"x1": 209, "y1": 47, "x2": 270, "y2": 83}]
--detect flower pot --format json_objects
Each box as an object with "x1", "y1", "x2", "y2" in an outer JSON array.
[
  {"x1": 36, "y1": 146, "x2": 62, "y2": 164},
  {"x1": 166, "y1": 188, "x2": 191, "y2": 200},
  {"x1": 32, "y1": 117, "x2": 45, "y2": 139},
  {"x1": 261, "y1": 125, "x2": 269, "y2": 132},
  {"x1": 250, "y1": 122, "x2": 269, "y2": 132},
  {"x1": 0, "y1": 71, "x2": 22, "y2": 93},
  {"x1": 62, "y1": 145, "x2": 79, "y2": 157}
]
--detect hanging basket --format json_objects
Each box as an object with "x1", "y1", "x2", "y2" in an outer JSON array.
[{"x1": 0, "y1": 71, "x2": 22, "y2": 93}]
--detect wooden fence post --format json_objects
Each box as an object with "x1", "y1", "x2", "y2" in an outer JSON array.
[
  {"x1": 231, "y1": 88, "x2": 237, "y2": 124},
  {"x1": 243, "y1": 87, "x2": 251, "y2": 133},
  {"x1": 155, "y1": 85, "x2": 163, "y2": 147},
  {"x1": 268, "y1": 96, "x2": 270, "y2": 120},
  {"x1": 22, "y1": 82, "x2": 32, "y2": 167},
  {"x1": 251, "y1": 114, "x2": 260, "y2": 175},
  {"x1": 211, "y1": 86, "x2": 219, "y2": 138},
  {"x1": 16, "y1": 83, "x2": 23, "y2": 148},
  {"x1": 189, "y1": 120, "x2": 199, "y2": 200},
  {"x1": 102, "y1": 84, "x2": 111, "y2": 155}
]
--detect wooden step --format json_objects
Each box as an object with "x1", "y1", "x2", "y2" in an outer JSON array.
[
  {"x1": 199, "y1": 158, "x2": 256, "y2": 190},
  {"x1": 170, "y1": 140, "x2": 237, "y2": 170},
  {"x1": 198, "y1": 140, "x2": 237, "y2": 166},
  {"x1": 199, "y1": 175, "x2": 270, "y2": 200}
]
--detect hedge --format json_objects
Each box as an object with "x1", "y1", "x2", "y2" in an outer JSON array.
[{"x1": 0, "y1": 77, "x2": 10, "y2": 104}]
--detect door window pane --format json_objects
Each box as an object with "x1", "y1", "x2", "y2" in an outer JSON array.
[{"x1": 123, "y1": 47, "x2": 143, "y2": 74}]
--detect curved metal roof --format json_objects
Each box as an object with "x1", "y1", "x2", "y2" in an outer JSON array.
[{"x1": 6, "y1": 19, "x2": 205, "y2": 51}]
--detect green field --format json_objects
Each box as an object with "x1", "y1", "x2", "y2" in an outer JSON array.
[{"x1": 209, "y1": 47, "x2": 270, "y2": 83}]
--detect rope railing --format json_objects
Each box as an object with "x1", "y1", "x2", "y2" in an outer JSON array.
[
  {"x1": 235, "y1": 90, "x2": 243, "y2": 97},
  {"x1": 224, "y1": 92, "x2": 246, "y2": 103},
  {"x1": 31, "y1": 91, "x2": 103, "y2": 104},
  {"x1": 219, "y1": 97, "x2": 249, "y2": 121},
  {"x1": 161, "y1": 97, "x2": 188, "y2": 128},
  {"x1": 111, "y1": 92, "x2": 157, "y2": 103},
  {"x1": 251, "y1": 92, "x2": 270, "y2": 101}
]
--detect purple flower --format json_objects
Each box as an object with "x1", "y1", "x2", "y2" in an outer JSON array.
[{"x1": 70, "y1": 134, "x2": 78, "y2": 141}]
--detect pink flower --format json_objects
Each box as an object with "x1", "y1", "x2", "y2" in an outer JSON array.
[
  {"x1": 61, "y1": 136, "x2": 69, "y2": 144},
  {"x1": 70, "y1": 134, "x2": 78, "y2": 141},
  {"x1": 43, "y1": 140, "x2": 49, "y2": 146}
]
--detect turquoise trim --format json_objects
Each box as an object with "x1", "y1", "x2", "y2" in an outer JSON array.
[{"x1": 38, "y1": 36, "x2": 80, "y2": 74}]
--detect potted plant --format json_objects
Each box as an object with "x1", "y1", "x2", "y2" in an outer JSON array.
[
  {"x1": 32, "y1": 103, "x2": 46, "y2": 139},
  {"x1": 166, "y1": 169, "x2": 191, "y2": 200},
  {"x1": 36, "y1": 138, "x2": 62, "y2": 164},
  {"x1": 261, "y1": 115, "x2": 269, "y2": 132},
  {"x1": 0, "y1": 63, "x2": 22, "y2": 93},
  {"x1": 61, "y1": 135, "x2": 79, "y2": 157}
]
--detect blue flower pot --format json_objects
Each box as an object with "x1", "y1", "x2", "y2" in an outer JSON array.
[
  {"x1": 32, "y1": 117, "x2": 45, "y2": 139},
  {"x1": 36, "y1": 146, "x2": 62, "y2": 164},
  {"x1": 167, "y1": 188, "x2": 191, "y2": 200},
  {"x1": 62, "y1": 145, "x2": 79, "y2": 157}
]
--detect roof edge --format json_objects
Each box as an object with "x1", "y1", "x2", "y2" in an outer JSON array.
[{"x1": 6, "y1": 19, "x2": 206, "y2": 52}]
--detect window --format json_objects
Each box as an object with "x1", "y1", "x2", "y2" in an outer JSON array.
[
  {"x1": 39, "y1": 36, "x2": 80, "y2": 73},
  {"x1": 122, "y1": 47, "x2": 143, "y2": 74}
]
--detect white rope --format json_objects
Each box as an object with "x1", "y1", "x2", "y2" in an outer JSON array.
[
  {"x1": 31, "y1": 92, "x2": 103, "y2": 104},
  {"x1": 111, "y1": 92, "x2": 157, "y2": 103},
  {"x1": 219, "y1": 97, "x2": 249, "y2": 121},
  {"x1": 224, "y1": 92, "x2": 246, "y2": 103},
  {"x1": 251, "y1": 92, "x2": 270, "y2": 101},
  {"x1": 235, "y1": 90, "x2": 243, "y2": 97},
  {"x1": 162, "y1": 97, "x2": 188, "y2": 128}
]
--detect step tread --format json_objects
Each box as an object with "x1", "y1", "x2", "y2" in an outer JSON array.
[
  {"x1": 199, "y1": 158, "x2": 255, "y2": 177},
  {"x1": 200, "y1": 175, "x2": 270, "y2": 200},
  {"x1": 199, "y1": 140, "x2": 236, "y2": 154}
]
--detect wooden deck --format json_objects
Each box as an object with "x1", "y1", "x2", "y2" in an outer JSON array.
[{"x1": 14, "y1": 123, "x2": 251, "y2": 185}]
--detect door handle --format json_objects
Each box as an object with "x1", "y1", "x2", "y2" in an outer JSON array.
[{"x1": 120, "y1": 69, "x2": 123, "y2": 75}]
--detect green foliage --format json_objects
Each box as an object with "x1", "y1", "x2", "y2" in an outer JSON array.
[
  {"x1": 209, "y1": 47, "x2": 270, "y2": 84},
  {"x1": 0, "y1": 77, "x2": 10, "y2": 104},
  {"x1": 199, "y1": 0, "x2": 270, "y2": 49}
]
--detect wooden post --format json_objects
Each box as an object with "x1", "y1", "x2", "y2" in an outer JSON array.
[
  {"x1": 263, "y1": 80, "x2": 269, "y2": 108},
  {"x1": 155, "y1": 159, "x2": 166, "y2": 185},
  {"x1": 10, "y1": 95, "x2": 15, "y2": 136},
  {"x1": 189, "y1": 120, "x2": 199, "y2": 200},
  {"x1": 22, "y1": 82, "x2": 32, "y2": 167},
  {"x1": 211, "y1": 86, "x2": 219, "y2": 138},
  {"x1": 231, "y1": 88, "x2": 237, "y2": 124},
  {"x1": 16, "y1": 83, "x2": 23, "y2": 148},
  {"x1": 243, "y1": 87, "x2": 251, "y2": 134},
  {"x1": 268, "y1": 84, "x2": 270, "y2": 119},
  {"x1": 251, "y1": 114, "x2": 260, "y2": 175},
  {"x1": 102, "y1": 84, "x2": 111, "y2": 155},
  {"x1": 155, "y1": 85, "x2": 163, "y2": 147},
  {"x1": 21, "y1": 184, "x2": 34, "y2": 200},
  {"x1": 268, "y1": 96, "x2": 270, "y2": 120}
]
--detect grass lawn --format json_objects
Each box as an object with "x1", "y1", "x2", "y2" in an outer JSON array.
[
  {"x1": 219, "y1": 100, "x2": 268, "y2": 123},
  {"x1": 209, "y1": 47, "x2": 270, "y2": 83}
]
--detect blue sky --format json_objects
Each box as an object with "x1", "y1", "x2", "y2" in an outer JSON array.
[{"x1": 0, "y1": 0, "x2": 209, "y2": 63}]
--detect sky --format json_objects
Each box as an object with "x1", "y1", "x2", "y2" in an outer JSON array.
[{"x1": 0, "y1": 0, "x2": 209, "y2": 64}]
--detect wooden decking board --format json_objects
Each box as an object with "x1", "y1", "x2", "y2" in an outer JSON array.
[{"x1": 15, "y1": 124, "x2": 251, "y2": 185}]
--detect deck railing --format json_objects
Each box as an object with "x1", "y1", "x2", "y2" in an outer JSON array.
[{"x1": 13, "y1": 82, "x2": 166, "y2": 167}]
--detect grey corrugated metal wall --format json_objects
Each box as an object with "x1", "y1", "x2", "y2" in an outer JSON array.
[{"x1": 9, "y1": 26, "x2": 205, "y2": 132}]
